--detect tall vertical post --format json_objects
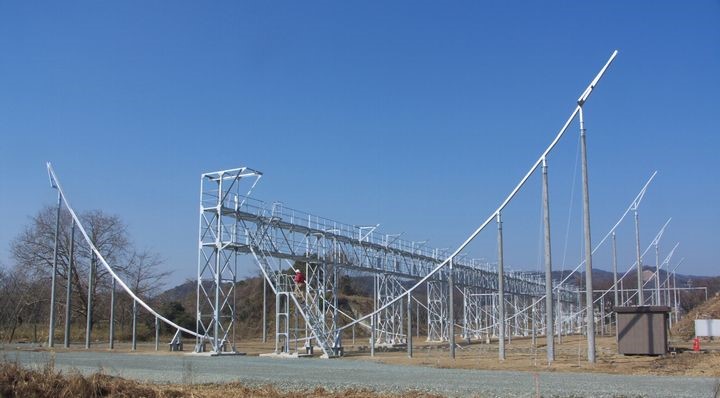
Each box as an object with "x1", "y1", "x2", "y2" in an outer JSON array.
[
  {"x1": 85, "y1": 252, "x2": 95, "y2": 349},
  {"x1": 64, "y1": 219, "x2": 75, "y2": 348},
  {"x1": 579, "y1": 106, "x2": 596, "y2": 363},
  {"x1": 665, "y1": 267, "x2": 672, "y2": 311},
  {"x1": 672, "y1": 271, "x2": 678, "y2": 322},
  {"x1": 407, "y1": 293, "x2": 413, "y2": 358},
  {"x1": 109, "y1": 277, "x2": 116, "y2": 349},
  {"x1": 542, "y1": 157, "x2": 554, "y2": 363},
  {"x1": 416, "y1": 296, "x2": 420, "y2": 338},
  {"x1": 213, "y1": 176, "x2": 222, "y2": 353},
  {"x1": 371, "y1": 274, "x2": 376, "y2": 357},
  {"x1": 600, "y1": 298, "x2": 606, "y2": 336},
  {"x1": 262, "y1": 278, "x2": 267, "y2": 343},
  {"x1": 655, "y1": 243, "x2": 661, "y2": 306},
  {"x1": 611, "y1": 232, "x2": 619, "y2": 308},
  {"x1": 49, "y1": 191, "x2": 61, "y2": 348},
  {"x1": 449, "y1": 257, "x2": 455, "y2": 359},
  {"x1": 556, "y1": 290, "x2": 562, "y2": 344},
  {"x1": 612, "y1": 231, "x2": 619, "y2": 337},
  {"x1": 132, "y1": 300, "x2": 137, "y2": 351},
  {"x1": 634, "y1": 209, "x2": 643, "y2": 306},
  {"x1": 155, "y1": 316, "x2": 160, "y2": 351},
  {"x1": 497, "y1": 212, "x2": 505, "y2": 361}
]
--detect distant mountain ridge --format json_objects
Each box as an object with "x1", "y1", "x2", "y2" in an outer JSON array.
[{"x1": 153, "y1": 267, "x2": 719, "y2": 339}]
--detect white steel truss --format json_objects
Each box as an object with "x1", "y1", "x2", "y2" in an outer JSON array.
[
  {"x1": 426, "y1": 279, "x2": 448, "y2": 342},
  {"x1": 195, "y1": 167, "x2": 579, "y2": 355},
  {"x1": 375, "y1": 273, "x2": 404, "y2": 345}
]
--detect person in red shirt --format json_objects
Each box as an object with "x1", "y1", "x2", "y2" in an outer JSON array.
[{"x1": 293, "y1": 269, "x2": 305, "y2": 299}]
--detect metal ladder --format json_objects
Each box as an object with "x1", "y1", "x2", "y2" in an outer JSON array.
[
  {"x1": 249, "y1": 227, "x2": 338, "y2": 358},
  {"x1": 289, "y1": 292, "x2": 337, "y2": 358}
]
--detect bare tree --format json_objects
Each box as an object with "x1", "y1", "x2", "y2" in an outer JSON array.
[
  {"x1": 5, "y1": 205, "x2": 170, "y2": 342},
  {"x1": 0, "y1": 263, "x2": 47, "y2": 342},
  {"x1": 124, "y1": 250, "x2": 170, "y2": 299}
]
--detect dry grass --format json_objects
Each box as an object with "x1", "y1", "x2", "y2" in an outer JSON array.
[
  {"x1": 344, "y1": 334, "x2": 720, "y2": 378},
  {"x1": 672, "y1": 293, "x2": 720, "y2": 339},
  {"x1": 0, "y1": 361, "x2": 443, "y2": 398}
]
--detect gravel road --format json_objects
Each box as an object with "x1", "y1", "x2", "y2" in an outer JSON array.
[{"x1": 1, "y1": 348, "x2": 717, "y2": 398}]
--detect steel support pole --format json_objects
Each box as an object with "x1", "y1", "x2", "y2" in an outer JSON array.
[
  {"x1": 655, "y1": 243, "x2": 661, "y2": 306},
  {"x1": 665, "y1": 268, "x2": 671, "y2": 311},
  {"x1": 634, "y1": 210, "x2": 643, "y2": 305},
  {"x1": 416, "y1": 297, "x2": 420, "y2": 338},
  {"x1": 542, "y1": 158, "x2": 554, "y2": 363},
  {"x1": 274, "y1": 291, "x2": 280, "y2": 353},
  {"x1": 600, "y1": 299, "x2": 606, "y2": 336},
  {"x1": 49, "y1": 191, "x2": 61, "y2": 348},
  {"x1": 64, "y1": 219, "x2": 75, "y2": 348},
  {"x1": 85, "y1": 252, "x2": 95, "y2": 349},
  {"x1": 263, "y1": 277, "x2": 267, "y2": 343},
  {"x1": 557, "y1": 291, "x2": 562, "y2": 344},
  {"x1": 673, "y1": 272, "x2": 678, "y2": 322},
  {"x1": 497, "y1": 213, "x2": 505, "y2": 361},
  {"x1": 579, "y1": 107, "x2": 596, "y2": 363},
  {"x1": 612, "y1": 231, "x2": 619, "y2": 337},
  {"x1": 449, "y1": 257, "x2": 455, "y2": 359},
  {"x1": 109, "y1": 277, "x2": 115, "y2": 349},
  {"x1": 407, "y1": 293, "x2": 412, "y2": 358},
  {"x1": 155, "y1": 316, "x2": 160, "y2": 351},
  {"x1": 371, "y1": 274, "x2": 376, "y2": 357},
  {"x1": 612, "y1": 232, "x2": 619, "y2": 308},
  {"x1": 132, "y1": 300, "x2": 137, "y2": 351},
  {"x1": 213, "y1": 177, "x2": 222, "y2": 353}
]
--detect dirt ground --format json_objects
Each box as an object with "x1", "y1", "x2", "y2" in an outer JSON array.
[
  {"x1": 342, "y1": 335, "x2": 720, "y2": 378},
  {"x1": 42, "y1": 333, "x2": 720, "y2": 378}
]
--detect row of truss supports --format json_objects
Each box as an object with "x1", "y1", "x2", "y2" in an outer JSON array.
[{"x1": 194, "y1": 167, "x2": 581, "y2": 358}]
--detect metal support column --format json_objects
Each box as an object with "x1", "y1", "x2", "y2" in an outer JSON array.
[
  {"x1": 612, "y1": 232, "x2": 619, "y2": 310},
  {"x1": 449, "y1": 257, "x2": 455, "y2": 359},
  {"x1": 497, "y1": 212, "x2": 505, "y2": 361},
  {"x1": 655, "y1": 243, "x2": 661, "y2": 306},
  {"x1": 64, "y1": 220, "x2": 75, "y2": 348},
  {"x1": 155, "y1": 316, "x2": 160, "y2": 351},
  {"x1": 132, "y1": 300, "x2": 137, "y2": 351},
  {"x1": 542, "y1": 158, "x2": 554, "y2": 363},
  {"x1": 557, "y1": 289, "x2": 562, "y2": 344},
  {"x1": 109, "y1": 277, "x2": 115, "y2": 349},
  {"x1": 579, "y1": 106, "x2": 596, "y2": 363},
  {"x1": 634, "y1": 209, "x2": 643, "y2": 305},
  {"x1": 407, "y1": 293, "x2": 412, "y2": 358},
  {"x1": 48, "y1": 191, "x2": 61, "y2": 348},
  {"x1": 371, "y1": 274, "x2": 376, "y2": 357},
  {"x1": 85, "y1": 252, "x2": 95, "y2": 349},
  {"x1": 263, "y1": 278, "x2": 267, "y2": 343}
]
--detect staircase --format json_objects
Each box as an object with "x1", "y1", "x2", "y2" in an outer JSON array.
[
  {"x1": 289, "y1": 293, "x2": 338, "y2": 358},
  {"x1": 247, "y1": 218, "x2": 339, "y2": 358}
]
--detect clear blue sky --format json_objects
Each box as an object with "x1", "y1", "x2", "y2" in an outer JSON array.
[{"x1": 1, "y1": 1, "x2": 718, "y2": 288}]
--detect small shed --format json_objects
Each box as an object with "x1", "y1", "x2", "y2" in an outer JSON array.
[{"x1": 615, "y1": 306, "x2": 670, "y2": 355}]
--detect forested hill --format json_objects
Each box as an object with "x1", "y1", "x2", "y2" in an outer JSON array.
[{"x1": 152, "y1": 267, "x2": 719, "y2": 340}]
